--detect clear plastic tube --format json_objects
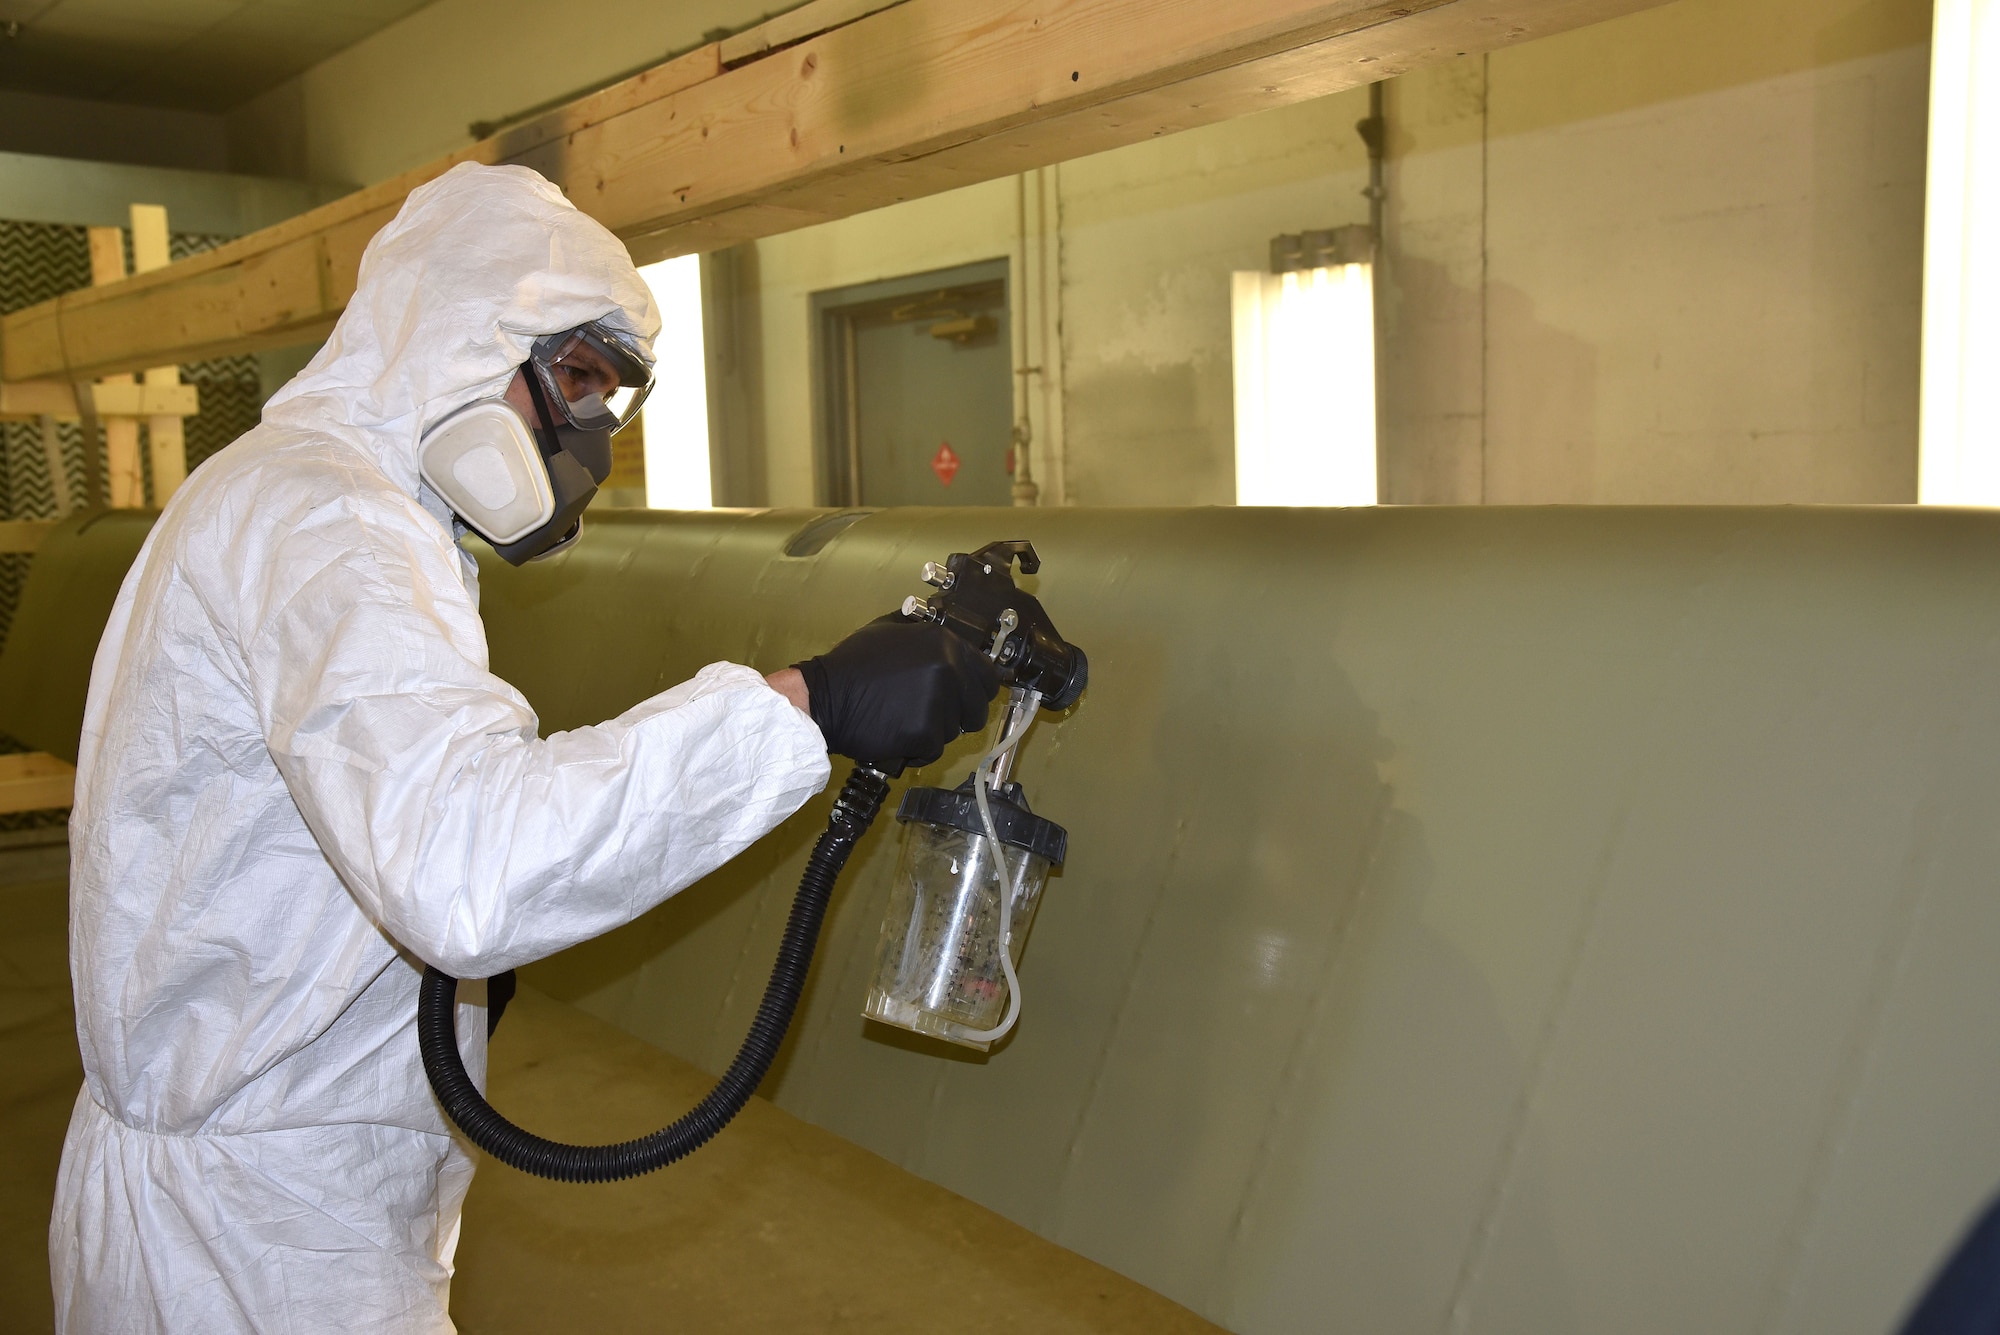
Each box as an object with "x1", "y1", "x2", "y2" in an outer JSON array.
[{"x1": 947, "y1": 688, "x2": 1042, "y2": 1046}]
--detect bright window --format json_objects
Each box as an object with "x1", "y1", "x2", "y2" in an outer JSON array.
[
  {"x1": 636, "y1": 254, "x2": 713, "y2": 509},
  {"x1": 1231, "y1": 263, "x2": 1377, "y2": 506},
  {"x1": 1921, "y1": 0, "x2": 2000, "y2": 503}
]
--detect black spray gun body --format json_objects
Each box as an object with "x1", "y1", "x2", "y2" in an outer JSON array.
[
  {"x1": 418, "y1": 539, "x2": 1086, "y2": 1181},
  {"x1": 896, "y1": 540, "x2": 1088, "y2": 714}
]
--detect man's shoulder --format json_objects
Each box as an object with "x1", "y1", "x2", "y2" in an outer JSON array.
[
  {"x1": 160, "y1": 427, "x2": 460, "y2": 618},
  {"x1": 180, "y1": 427, "x2": 409, "y2": 522}
]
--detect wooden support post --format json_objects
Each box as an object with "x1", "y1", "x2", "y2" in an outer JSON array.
[
  {"x1": 0, "y1": 380, "x2": 79, "y2": 417},
  {"x1": 0, "y1": 380, "x2": 198, "y2": 421},
  {"x1": 86, "y1": 226, "x2": 141, "y2": 508},
  {"x1": 129, "y1": 204, "x2": 187, "y2": 504}
]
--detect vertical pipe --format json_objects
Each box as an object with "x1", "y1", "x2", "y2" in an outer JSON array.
[
  {"x1": 1044, "y1": 164, "x2": 1070, "y2": 506},
  {"x1": 1011, "y1": 173, "x2": 1040, "y2": 506},
  {"x1": 1362, "y1": 80, "x2": 1386, "y2": 245},
  {"x1": 842, "y1": 317, "x2": 862, "y2": 505},
  {"x1": 1358, "y1": 81, "x2": 1388, "y2": 502}
]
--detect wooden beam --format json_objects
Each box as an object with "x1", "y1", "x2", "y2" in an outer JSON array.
[
  {"x1": 1, "y1": 0, "x2": 1668, "y2": 383},
  {"x1": 0, "y1": 381, "x2": 200, "y2": 422},
  {"x1": 131, "y1": 204, "x2": 190, "y2": 504},
  {"x1": 97, "y1": 382, "x2": 200, "y2": 417},
  {"x1": 0, "y1": 380, "x2": 77, "y2": 418},
  {"x1": 0, "y1": 519, "x2": 59, "y2": 554},
  {"x1": 86, "y1": 226, "x2": 146, "y2": 508},
  {"x1": 717, "y1": 0, "x2": 910, "y2": 67},
  {"x1": 0, "y1": 752, "x2": 76, "y2": 814}
]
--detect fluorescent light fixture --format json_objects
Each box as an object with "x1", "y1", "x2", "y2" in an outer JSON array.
[
  {"x1": 1921, "y1": 0, "x2": 2000, "y2": 503},
  {"x1": 1232, "y1": 260, "x2": 1378, "y2": 506},
  {"x1": 636, "y1": 254, "x2": 713, "y2": 509}
]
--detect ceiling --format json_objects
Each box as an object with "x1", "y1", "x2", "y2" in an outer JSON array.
[{"x1": 0, "y1": 0, "x2": 438, "y2": 112}]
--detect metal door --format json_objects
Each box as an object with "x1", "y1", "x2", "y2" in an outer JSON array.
[{"x1": 815, "y1": 260, "x2": 1012, "y2": 506}]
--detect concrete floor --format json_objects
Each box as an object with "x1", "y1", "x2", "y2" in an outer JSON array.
[
  {"x1": 0, "y1": 849, "x2": 1219, "y2": 1332},
  {"x1": 1, "y1": 857, "x2": 75, "y2": 1335}
]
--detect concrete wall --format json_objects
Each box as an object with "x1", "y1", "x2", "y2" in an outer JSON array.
[
  {"x1": 228, "y1": 0, "x2": 1931, "y2": 506},
  {"x1": 731, "y1": 0, "x2": 1931, "y2": 506},
  {"x1": 0, "y1": 152, "x2": 346, "y2": 236},
  {"x1": 1387, "y1": 0, "x2": 1932, "y2": 504},
  {"x1": 224, "y1": 0, "x2": 774, "y2": 187},
  {"x1": 0, "y1": 88, "x2": 231, "y2": 174},
  {"x1": 737, "y1": 179, "x2": 1029, "y2": 505}
]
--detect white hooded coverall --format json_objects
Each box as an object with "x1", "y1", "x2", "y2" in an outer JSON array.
[{"x1": 49, "y1": 163, "x2": 832, "y2": 1332}]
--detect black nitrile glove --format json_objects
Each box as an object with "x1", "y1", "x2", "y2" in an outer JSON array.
[{"x1": 794, "y1": 615, "x2": 1000, "y2": 769}]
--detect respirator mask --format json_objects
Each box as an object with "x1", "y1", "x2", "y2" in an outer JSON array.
[{"x1": 418, "y1": 320, "x2": 655, "y2": 565}]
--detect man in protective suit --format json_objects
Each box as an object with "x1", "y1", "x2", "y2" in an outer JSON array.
[{"x1": 50, "y1": 163, "x2": 998, "y2": 1332}]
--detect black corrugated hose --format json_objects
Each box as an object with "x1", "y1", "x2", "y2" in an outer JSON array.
[{"x1": 417, "y1": 764, "x2": 891, "y2": 1183}]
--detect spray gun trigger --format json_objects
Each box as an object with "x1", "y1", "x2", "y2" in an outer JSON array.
[{"x1": 988, "y1": 608, "x2": 1018, "y2": 662}]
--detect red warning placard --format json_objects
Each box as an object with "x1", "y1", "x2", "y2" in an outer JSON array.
[{"x1": 931, "y1": 441, "x2": 961, "y2": 486}]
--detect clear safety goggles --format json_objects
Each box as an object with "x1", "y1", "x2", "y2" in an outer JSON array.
[{"x1": 527, "y1": 321, "x2": 655, "y2": 434}]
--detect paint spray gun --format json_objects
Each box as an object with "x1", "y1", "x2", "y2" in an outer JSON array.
[
  {"x1": 864, "y1": 540, "x2": 1088, "y2": 1049},
  {"x1": 419, "y1": 539, "x2": 1087, "y2": 1180}
]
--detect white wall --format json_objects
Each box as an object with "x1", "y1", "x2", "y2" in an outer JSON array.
[
  {"x1": 719, "y1": 0, "x2": 1930, "y2": 507},
  {"x1": 227, "y1": 0, "x2": 772, "y2": 186},
  {"x1": 727, "y1": 88, "x2": 1381, "y2": 507},
  {"x1": 237, "y1": 0, "x2": 1932, "y2": 507},
  {"x1": 1393, "y1": 0, "x2": 1931, "y2": 503},
  {"x1": 742, "y1": 178, "x2": 1023, "y2": 505},
  {"x1": 1056, "y1": 94, "x2": 1377, "y2": 506},
  {"x1": 0, "y1": 87, "x2": 231, "y2": 173},
  {"x1": 0, "y1": 151, "x2": 343, "y2": 235}
]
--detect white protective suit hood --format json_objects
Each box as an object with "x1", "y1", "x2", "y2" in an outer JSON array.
[
  {"x1": 50, "y1": 164, "x2": 828, "y2": 1334},
  {"x1": 266, "y1": 160, "x2": 660, "y2": 506}
]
